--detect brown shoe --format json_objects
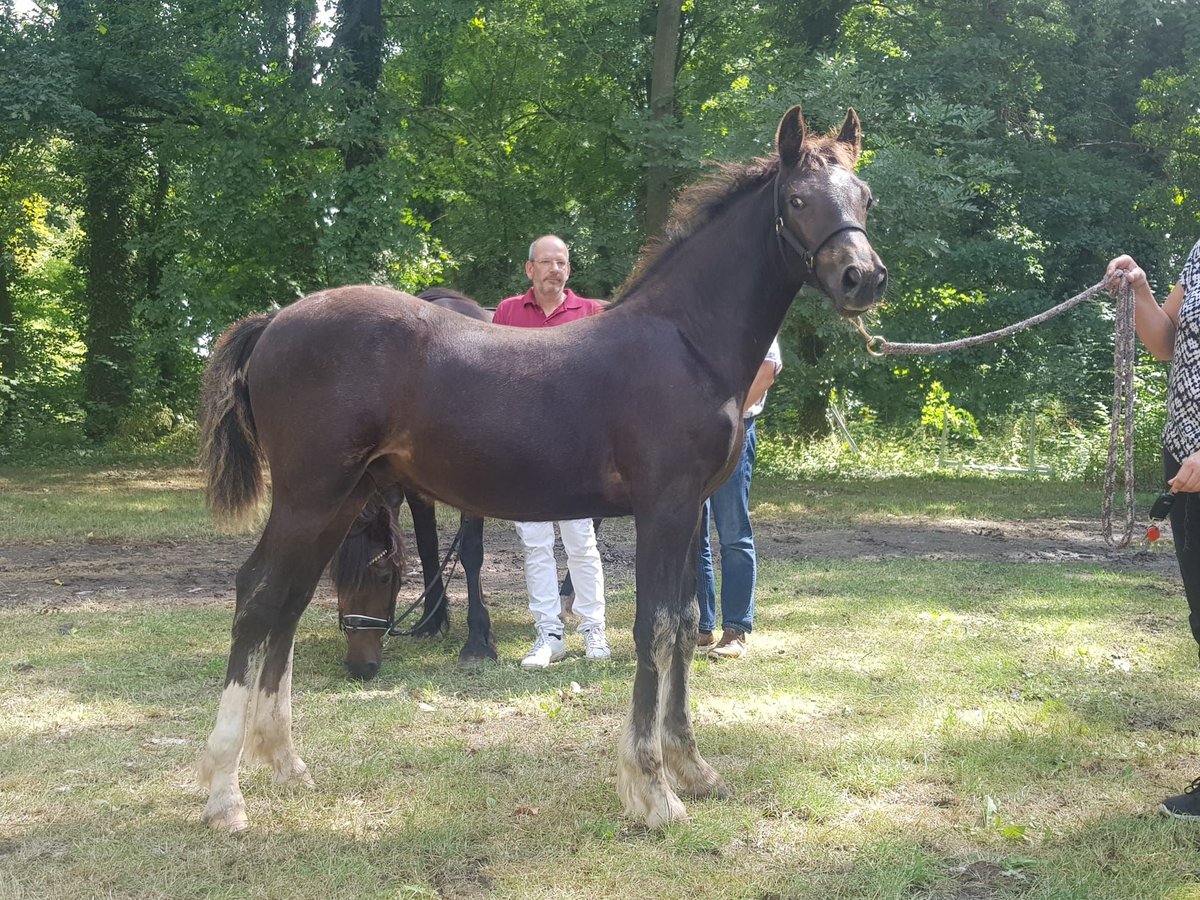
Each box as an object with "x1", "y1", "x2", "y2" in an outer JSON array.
[
  {"x1": 709, "y1": 628, "x2": 747, "y2": 659},
  {"x1": 695, "y1": 631, "x2": 715, "y2": 651}
]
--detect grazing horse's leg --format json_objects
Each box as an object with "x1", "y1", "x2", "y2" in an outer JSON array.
[
  {"x1": 618, "y1": 509, "x2": 694, "y2": 828},
  {"x1": 199, "y1": 484, "x2": 366, "y2": 832},
  {"x1": 457, "y1": 514, "x2": 497, "y2": 669},
  {"x1": 406, "y1": 491, "x2": 450, "y2": 637},
  {"x1": 660, "y1": 518, "x2": 729, "y2": 800}
]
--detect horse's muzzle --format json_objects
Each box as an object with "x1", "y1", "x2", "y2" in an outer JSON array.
[{"x1": 825, "y1": 235, "x2": 887, "y2": 315}]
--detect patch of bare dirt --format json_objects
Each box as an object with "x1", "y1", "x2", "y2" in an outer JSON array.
[{"x1": 0, "y1": 514, "x2": 1178, "y2": 612}]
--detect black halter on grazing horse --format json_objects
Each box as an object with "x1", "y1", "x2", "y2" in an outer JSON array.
[{"x1": 197, "y1": 104, "x2": 886, "y2": 833}]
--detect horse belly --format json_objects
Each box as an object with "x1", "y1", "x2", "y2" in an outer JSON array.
[{"x1": 387, "y1": 396, "x2": 628, "y2": 521}]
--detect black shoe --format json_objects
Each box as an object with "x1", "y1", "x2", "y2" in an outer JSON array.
[{"x1": 1160, "y1": 777, "x2": 1200, "y2": 819}]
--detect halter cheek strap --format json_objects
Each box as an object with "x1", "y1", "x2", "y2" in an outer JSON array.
[{"x1": 773, "y1": 169, "x2": 868, "y2": 277}]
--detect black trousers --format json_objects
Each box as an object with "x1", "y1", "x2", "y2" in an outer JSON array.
[{"x1": 1164, "y1": 450, "x2": 1200, "y2": 652}]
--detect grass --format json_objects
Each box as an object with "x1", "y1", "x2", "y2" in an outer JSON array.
[
  {"x1": 0, "y1": 461, "x2": 1144, "y2": 543},
  {"x1": 2, "y1": 462, "x2": 1199, "y2": 898},
  {"x1": 0, "y1": 465, "x2": 217, "y2": 541}
]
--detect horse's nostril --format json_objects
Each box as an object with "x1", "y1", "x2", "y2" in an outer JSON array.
[
  {"x1": 877, "y1": 267, "x2": 889, "y2": 295},
  {"x1": 842, "y1": 266, "x2": 862, "y2": 292}
]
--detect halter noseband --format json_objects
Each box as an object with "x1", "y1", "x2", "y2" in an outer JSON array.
[
  {"x1": 337, "y1": 522, "x2": 401, "y2": 633},
  {"x1": 773, "y1": 166, "x2": 868, "y2": 276}
]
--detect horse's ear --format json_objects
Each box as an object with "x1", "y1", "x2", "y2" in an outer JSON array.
[
  {"x1": 836, "y1": 108, "x2": 861, "y2": 163},
  {"x1": 776, "y1": 104, "x2": 806, "y2": 168}
]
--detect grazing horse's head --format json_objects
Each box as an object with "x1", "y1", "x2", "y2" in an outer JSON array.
[
  {"x1": 773, "y1": 104, "x2": 887, "y2": 316},
  {"x1": 332, "y1": 494, "x2": 404, "y2": 681}
]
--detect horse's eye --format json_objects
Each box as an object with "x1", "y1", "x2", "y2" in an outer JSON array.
[
  {"x1": 789, "y1": 196, "x2": 804, "y2": 209},
  {"x1": 866, "y1": 195, "x2": 877, "y2": 210}
]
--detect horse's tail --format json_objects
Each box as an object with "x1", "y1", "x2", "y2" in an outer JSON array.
[{"x1": 199, "y1": 312, "x2": 276, "y2": 527}]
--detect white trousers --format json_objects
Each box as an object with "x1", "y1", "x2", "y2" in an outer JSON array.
[{"x1": 513, "y1": 518, "x2": 605, "y2": 633}]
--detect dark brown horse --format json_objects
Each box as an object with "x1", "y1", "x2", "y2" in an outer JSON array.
[
  {"x1": 331, "y1": 288, "x2": 494, "y2": 681},
  {"x1": 197, "y1": 105, "x2": 886, "y2": 832}
]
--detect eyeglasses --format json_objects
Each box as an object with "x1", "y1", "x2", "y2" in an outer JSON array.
[{"x1": 532, "y1": 258, "x2": 569, "y2": 270}]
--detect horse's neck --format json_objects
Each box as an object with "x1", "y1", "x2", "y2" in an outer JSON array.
[{"x1": 626, "y1": 183, "x2": 800, "y2": 397}]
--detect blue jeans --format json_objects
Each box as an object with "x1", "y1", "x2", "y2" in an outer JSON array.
[{"x1": 696, "y1": 418, "x2": 757, "y2": 634}]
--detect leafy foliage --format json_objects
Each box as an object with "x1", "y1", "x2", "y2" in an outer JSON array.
[{"x1": 0, "y1": 0, "x2": 1196, "y2": 463}]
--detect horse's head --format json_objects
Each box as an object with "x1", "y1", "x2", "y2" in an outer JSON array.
[
  {"x1": 774, "y1": 104, "x2": 887, "y2": 316},
  {"x1": 332, "y1": 494, "x2": 404, "y2": 681}
]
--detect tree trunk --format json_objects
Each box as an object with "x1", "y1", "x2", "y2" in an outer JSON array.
[
  {"x1": 793, "y1": 322, "x2": 830, "y2": 438},
  {"x1": 0, "y1": 253, "x2": 17, "y2": 439},
  {"x1": 142, "y1": 150, "x2": 179, "y2": 407},
  {"x1": 645, "y1": 0, "x2": 682, "y2": 236},
  {"x1": 80, "y1": 134, "x2": 137, "y2": 443},
  {"x1": 331, "y1": 0, "x2": 386, "y2": 281}
]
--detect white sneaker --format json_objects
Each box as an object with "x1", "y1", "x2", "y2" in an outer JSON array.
[
  {"x1": 521, "y1": 630, "x2": 566, "y2": 669},
  {"x1": 582, "y1": 625, "x2": 611, "y2": 660}
]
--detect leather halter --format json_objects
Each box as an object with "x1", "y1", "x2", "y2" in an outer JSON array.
[
  {"x1": 337, "y1": 517, "x2": 401, "y2": 633},
  {"x1": 337, "y1": 524, "x2": 463, "y2": 636},
  {"x1": 773, "y1": 166, "x2": 868, "y2": 276}
]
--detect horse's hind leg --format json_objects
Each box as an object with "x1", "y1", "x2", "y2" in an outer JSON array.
[
  {"x1": 617, "y1": 510, "x2": 692, "y2": 828},
  {"x1": 200, "y1": 487, "x2": 365, "y2": 831},
  {"x1": 406, "y1": 491, "x2": 449, "y2": 637},
  {"x1": 660, "y1": 522, "x2": 728, "y2": 799},
  {"x1": 457, "y1": 514, "x2": 497, "y2": 669}
]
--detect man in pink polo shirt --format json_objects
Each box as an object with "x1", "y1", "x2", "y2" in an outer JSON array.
[{"x1": 493, "y1": 234, "x2": 609, "y2": 668}]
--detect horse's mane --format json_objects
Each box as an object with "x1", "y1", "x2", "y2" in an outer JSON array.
[{"x1": 615, "y1": 133, "x2": 856, "y2": 300}]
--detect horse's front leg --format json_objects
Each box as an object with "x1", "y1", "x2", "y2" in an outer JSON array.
[
  {"x1": 457, "y1": 514, "x2": 497, "y2": 669},
  {"x1": 618, "y1": 510, "x2": 693, "y2": 828},
  {"x1": 660, "y1": 519, "x2": 728, "y2": 799},
  {"x1": 406, "y1": 491, "x2": 449, "y2": 637}
]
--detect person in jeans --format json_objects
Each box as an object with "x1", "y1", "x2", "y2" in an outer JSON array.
[
  {"x1": 695, "y1": 338, "x2": 782, "y2": 660},
  {"x1": 493, "y1": 234, "x2": 609, "y2": 668}
]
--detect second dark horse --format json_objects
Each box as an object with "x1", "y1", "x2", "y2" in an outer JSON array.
[{"x1": 331, "y1": 288, "x2": 495, "y2": 680}]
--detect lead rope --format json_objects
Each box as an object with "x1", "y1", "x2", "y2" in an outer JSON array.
[{"x1": 853, "y1": 276, "x2": 1137, "y2": 548}]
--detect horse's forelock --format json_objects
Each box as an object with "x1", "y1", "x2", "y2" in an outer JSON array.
[{"x1": 331, "y1": 500, "x2": 404, "y2": 602}]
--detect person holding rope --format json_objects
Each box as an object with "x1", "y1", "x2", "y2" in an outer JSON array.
[
  {"x1": 493, "y1": 234, "x2": 610, "y2": 668},
  {"x1": 1107, "y1": 243, "x2": 1200, "y2": 820}
]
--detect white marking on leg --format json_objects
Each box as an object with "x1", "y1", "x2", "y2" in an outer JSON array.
[
  {"x1": 615, "y1": 617, "x2": 689, "y2": 829},
  {"x1": 660, "y1": 655, "x2": 727, "y2": 799},
  {"x1": 245, "y1": 643, "x2": 312, "y2": 786},
  {"x1": 199, "y1": 677, "x2": 254, "y2": 832}
]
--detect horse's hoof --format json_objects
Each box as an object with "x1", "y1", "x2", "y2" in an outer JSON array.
[
  {"x1": 643, "y1": 792, "x2": 689, "y2": 829},
  {"x1": 694, "y1": 778, "x2": 729, "y2": 800},
  {"x1": 273, "y1": 758, "x2": 314, "y2": 788},
  {"x1": 674, "y1": 764, "x2": 729, "y2": 799},
  {"x1": 202, "y1": 801, "x2": 249, "y2": 833},
  {"x1": 457, "y1": 646, "x2": 498, "y2": 671}
]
